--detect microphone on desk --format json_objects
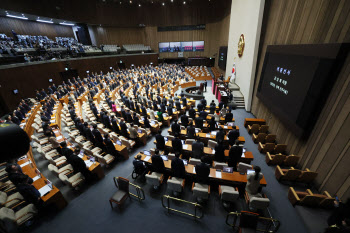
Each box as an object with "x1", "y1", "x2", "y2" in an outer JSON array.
[{"x1": 0, "y1": 122, "x2": 30, "y2": 162}]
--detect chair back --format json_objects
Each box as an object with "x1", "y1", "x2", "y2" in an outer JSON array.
[
  {"x1": 117, "y1": 177, "x2": 130, "y2": 193},
  {"x1": 208, "y1": 140, "x2": 217, "y2": 149},
  {"x1": 264, "y1": 143, "x2": 275, "y2": 153},
  {"x1": 213, "y1": 162, "x2": 227, "y2": 170},
  {"x1": 259, "y1": 125, "x2": 269, "y2": 133},
  {"x1": 265, "y1": 134, "x2": 276, "y2": 143},
  {"x1": 249, "y1": 124, "x2": 259, "y2": 134},
  {"x1": 284, "y1": 168, "x2": 302, "y2": 181},
  {"x1": 256, "y1": 133, "x2": 267, "y2": 143},
  {"x1": 274, "y1": 144, "x2": 287, "y2": 154},
  {"x1": 250, "y1": 197, "x2": 270, "y2": 210},
  {"x1": 237, "y1": 162, "x2": 253, "y2": 173},
  {"x1": 189, "y1": 158, "x2": 201, "y2": 166},
  {"x1": 284, "y1": 154, "x2": 300, "y2": 166},
  {"x1": 297, "y1": 169, "x2": 318, "y2": 183},
  {"x1": 301, "y1": 194, "x2": 325, "y2": 207},
  {"x1": 271, "y1": 153, "x2": 287, "y2": 165}
]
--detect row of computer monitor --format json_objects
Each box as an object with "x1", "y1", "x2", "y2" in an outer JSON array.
[{"x1": 159, "y1": 41, "x2": 204, "y2": 53}]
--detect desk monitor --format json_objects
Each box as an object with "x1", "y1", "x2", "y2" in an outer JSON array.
[
  {"x1": 116, "y1": 140, "x2": 122, "y2": 146},
  {"x1": 144, "y1": 150, "x2": 151, "y2": 156},
  {"x1": 223, "y1": 166, "x2": 233, "y2": 173},
  {"x1": 138, "y1": 129, "x2": 142, "y2": 133},
  {"x1": 247, "y1": 169, "x2": 254, "y2": 175}
]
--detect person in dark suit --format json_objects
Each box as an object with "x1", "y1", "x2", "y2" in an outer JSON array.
[
  {"x1": 195, "y1": 157, "x2": 210, "y2": 184},
  {"x1": 228, "y1": 140, "x2": 243, "y2": 170},
  {"x1": 187, "y1": 125, "x2": 196, "y2": 139},
  {"x1": 120, "y1": 118, "x2": 128, "y2": 137},
  {"x1": 208, "y1": 116, "x2": 217, "y2": 131},
  {"x1": 199, "y1": 110, "x2": 208, "y2": 119},
  {"x1": 160, "y1": 103, "x2": 166, "y2": 114},
  {"x1": 151, "y1": 149, "x2": 165, "y2": 173},
  {"x1": 15, "y1": 108, "x2": 25, "y2": 122},
  {"x1": 141, "y1": 105, "x2": 147, "y2": 117},
  {"x1": 175, "y1": 99, "x2": 181, "y2": 111},
  {"x1": 133, "y1": 113, "x2": 140, "y2": 126},
  {"x1": 16, "y1": 182, "x2": 43, "y2": 208},
  {"x1": 104, "y1": 134, "x2": 117, "y2": 157},
  {"x1": 197, "y1": 102, "x2": 204, "y2": 112},
  {"x1": 92, "y1": 124, "x2": 104, "y2": 149},
  {"x1": 209, "y1": 101, "x2": 216, "y2": 114},
  {"x1": 143, "y1": 117, "x2": 151, "y2": 129},
  {"x1": 6, "y1": 164, "x2": 33, "y2": 186},
  {"x1": 125, "y1": 110, "x2": 133, "y2": 123},
  {"x1": 120, "y1": 106, "x2": 126, "y2": 119},
  {"x1": 189, "y1": 105, "x2": 196, "y2": 119},
  {"x1": 91, "y1": 103, "x2": 99, "y2": 119},
  {"x1": 180, "y1": 114, "x2": 189, "y2": 128},
  {"x1": 227, "y1": 126, "x2": 240, "y2": 146},
  {"x1": 155, "y1": 130, "x2": 165, "y2": 150},
  {"x1": 11, "y1": 113, "x2": 20, "y2": 125},
  {"x1": 60, "y1": 141, "x2": 74, "y2": 159},
  {"x1": 204, "y1": 81, "x2": 207, "y2": 92},
  {"x1": 171, "y1": 120, "x2": 181, "y2": 136},
  {"x1": 40, "y1": 112, "x2": 50, "y2": 123},
  {"x1": 171, "y1": 152, "x2": 185, "y2": 178},
  {"x1": 103, "y1": 111, "x2": 112, "y2": 129},
  {"x1": 172, "y1": 133, "x2": 182, "y2": 154},
  {"x1": 167, "y1": 105, "x2": 173, "y2": 116},
  {"x1": 83, "y1": 122, "x2": 95, "y2": 144},
  {"x1": 200, "y1": 97, "x2": 207, "y2": 107},
  {"x1": 225, "y1": 110, "x2": 234, "y2": 123},
  {"x1": 219, "y1": 100, "x2": 225, "y2": 110},
  {"x1": 216, "y1": 127, "x2": 225, "y2": 143},
  {"x1": 69, "y1": 149, "x2": 92, "y2": 181},
  {"x1": 111, "y1": 115, "x2": 120, "y2": 134},
  {"x1": 133, "y1": 155, "x2": 147, "y2": 181},
  {"x1": 181, "y1": 96, "x2": 187, "y2": 107},
  {"x1": 195, "y1": 116, "x2": 204, "y2": 129},
  {"x1": 214, "y1": 140, "x2": 225, "y2": 162},
  {"x1": 192, "y1": 137, "x2": 204, "y2": 159}
]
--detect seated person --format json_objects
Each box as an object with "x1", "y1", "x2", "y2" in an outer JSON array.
[
  {"x1": 133, "y1": 155, "x2": 147, "y2": 179},
  {"x1": 151, "y1": 149, "x2": 165, "y2": 173},
  {"x1": 6, "y1": 164, "x2": 33, "y2": 186},
  {"x1": 171, "y1": 152, "x2": 185, "y2": 179},
  {"x1": 195, "y1": 157, "x2": 210, "y2": 184}
]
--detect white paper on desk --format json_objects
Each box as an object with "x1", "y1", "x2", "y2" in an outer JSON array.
[
  {"x1": 216, "y1": 171, "x2": 222, "y2": 178},
  {"x1": 211, "y1": 131, "x2": 217, "y2": 136},
  {"x1": 144, "y1": 156, "x2": 151, "y2": 162},
  {"x1": 84, "y1": 160, "x2": 93, "y2": 168},
  {"x1": 183, "y1": 145, "x2": 188, "y2": 149},
  {"x1": 20, "y1": 161, "x2": 30, "y2": 167},
  {"x1": 53, "y1": 130, "x2": 59, "y2": 133},
  {"x1": 241, "y1": 153, "x2": 245, "y2": 158},
  {"x1": 193, "y1": 167, "x2": 196, "y2": 173},
  {"x1": 32, "y1": 176, "x2": 40, "y2": 182},
  {"x1": 50, "y1": 120, "x2": 55, "y2": 123},
  {"x1": 56, "y1": 136, "x2": 63, "y2": 140},
  {"x1": 212, "y1": 149, "x2": 215, "y2": 154},
  {"x1": 39, "y1": 185, "x2": 52, "y2": 197},
  {"x1": 224, "y1": 125, "x2": 228, "y2": 129},
  {"x1": 78, "y1": 154, "x2": 83, "y2": 159},
  {"x1": 206, "y1": 134, "x2": 210, "y2": 138}
]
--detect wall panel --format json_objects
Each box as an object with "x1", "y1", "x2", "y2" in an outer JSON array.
[
  {"x1": 0, "y1": 17, "x2": 74, "y2": 39},
  {"x1": 251, "y1": 0, "x2": 350, "y2": 199}
]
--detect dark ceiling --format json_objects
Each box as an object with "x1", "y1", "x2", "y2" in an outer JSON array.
[{"x1": 1, "y1": 0, "x2": 231, "y2": 27}]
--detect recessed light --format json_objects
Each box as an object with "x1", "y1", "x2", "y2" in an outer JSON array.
[
  {"x1": 183, "y1": 1, "x2": 186, "y2": 4},
  {"x1": 162, "y1": 2, "x2": 165, "y2": 5},
  {"x1": 130, "y1": 0, "x2": 132, "y2": 3},
  {"x1": 171, "y1": 0, "x2": 173, "y2": 2},
  {"x1": 138, "y1": 4, "x2": 141, "y2": 6}
]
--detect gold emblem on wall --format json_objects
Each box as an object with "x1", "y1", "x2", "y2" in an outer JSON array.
[{"x1": 238, "y1": 34, "x2": 245, "y2": 57}]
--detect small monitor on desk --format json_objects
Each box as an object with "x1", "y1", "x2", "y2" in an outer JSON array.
[
  {"x1": 151, "y1": 120, "x2": 155, "y2": 125},
  {"x1": 144, "y1": 150, "x2": 151, "y2": 156},
  {"x1": 223, "y1": 166, "x2": 233, "y2": 173},
  {"x1": 247, "y1": 169, "x2": 254, "y2": 175},
  {"x1": 116, "y1": 140, "x2": 122, "y2": 146},
  {"x1": 138, "y1": 129, "x2": 142, "y2": 133}
]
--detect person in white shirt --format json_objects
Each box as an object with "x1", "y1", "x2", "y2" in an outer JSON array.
[{"x1": 246, "y1": 166, "x2": 263, "y2": 195}]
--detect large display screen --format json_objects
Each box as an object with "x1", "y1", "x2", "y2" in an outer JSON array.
[
  {"x1": 257, "y1": 43, "x2": 349, "y2": 138},
  {"x1": 159, "y1": 41, "x2": 205, "y2": 52},
  {"x1": 159, "y1": 42, "x2": 170, "y2": 53},
  {"x1": 193, "y1": 41, "x2": 204, "y2": 51}
]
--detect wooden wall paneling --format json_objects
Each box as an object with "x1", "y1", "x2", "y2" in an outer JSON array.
[
  {"x1": 0, "y1": 17, "x2": 74, "y2": 39},
  {"x1": 251, "y1": 0, "x2": 350, "y2": 199}
]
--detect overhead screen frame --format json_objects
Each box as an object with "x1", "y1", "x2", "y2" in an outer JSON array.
[{"x1": 256, "y1": 43, "x2": 350, "y2": 139}]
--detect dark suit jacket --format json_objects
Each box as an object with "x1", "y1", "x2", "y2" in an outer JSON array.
[
  {"x1": 187, "y1": 126, "x2": 196, "y2": 139},
  {"x1": 171, "y1": 122, "x2": 181, "y2": 135},
  {"x1": 181, "y1": 115, "x2": 189, "y2": 127},
  {"x1": 189, "y1": 108, "x2": 196, "y2": 119},
  {"x1": 195, "y1": 117, "x2": 204, "y2": 129},
  {"x1": 216, "y1": 130, "x2": 225, "y2": 142},
  {"x1": 111, "y1": 119, "x2": 120, "y2": 133},
  {"x1": 171, "y1": 157, "x2": 185, "y2": 178},
  {"x1": 120, "y1": 122, "x2": 128, "y2": 136},
  {"x1": 225, "y1": 112, "x2": 233, "y2": 123},
  {"x1": 151, "y1": 154, "x2": 165, "y2": 173},
  {"x1": 228, "y1": 130, "x2": 240, "y2": 145},
  {"x1": 192, "y1": 141, "x2": 204, "y2": 158},
  {"x1": 228, "y1": 145, "x2": 243, "y2": 169},
  {"x1": 92, "y1": 129, "x2": 104, "y2": 143},
  {"x1": 172, "y1": 138, "x2": 182, "y2": 153},
  {"x1": 214, "y1": 144, "x2": 225, "y2": 162},
  {"x1": 195, "y1": 162, "x2": 210, "y2": 184},
  {"x1": 155, "y1": 134, "x2": 165, "y2": 150}
]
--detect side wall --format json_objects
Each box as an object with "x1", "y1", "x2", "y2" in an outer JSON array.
[
  {"x1": 251, "y1": 0, "x2": 350, "y2": 199},
  {"x1": 225, "y1": 0, "x2": 265, "y2": 111}
]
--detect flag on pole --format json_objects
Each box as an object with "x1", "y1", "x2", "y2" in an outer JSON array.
[{"x1": 231, "y1": 63, "x2": 236, "y2": 83}]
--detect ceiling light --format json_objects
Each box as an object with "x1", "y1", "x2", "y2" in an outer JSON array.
[
  {"x1": 60, "y1": 22, "x2": 75, "y2": 26},
  {"x1": 162, "y1": 2, "x2": 165, "y2": 6},
  {"x1": 183, "y1": 1, "x2": 186, "y2": 4},
  {"x1": 6, "y1": 14, "x2": 28, "y2": 20},
  {"x1": 138, "y1": 4, "x2": 141, "y2": 6},
  {"x1": 130, "y1": 0, "x2": 132, "y2": 3},
  {"x1": 37, "y1": 19, "x2": 53, "y2": 24},
  {"x1": 171, "y1": 0, "x2": 173, "y2": 2}
]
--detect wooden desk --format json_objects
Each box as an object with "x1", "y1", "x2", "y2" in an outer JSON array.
[
  {"x1": 114, "y1": 144, "x2": 129, "y2": 160},
  {"x1": 136, "y1": 153, "x2": 266, "y2": 185},
  {"x1": 244, "y1": 118, "x2": 266, "y2": 127},
  {"x1": 180, "y1": 81, "x2": 196, "y2": 88},
  {"x1": 224, "y1": 150, "x2": 254, "y2": 164}
]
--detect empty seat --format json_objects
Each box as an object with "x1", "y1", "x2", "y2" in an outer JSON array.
[
  {"x1": 208, "y1": 140, "x2": 217, "y2": 149},
  {"x1": 192, "y1": 183, "x2": 210, "y2": 201},
  {"x1": 109, "y1": 177, "x2": 130, "y2": 209},
  {"x1": 0, "y1": 204, "x2": 37, "y2": 230},
  {"x1": 59, "y1": 172, "x2": 85, "y2": 189},
  {"x1": 245, "y1": 192, "x2": 270, "y2": 211},
  {"x1": 283, "y1": 154, "x2": 300, "y2": 167},
  {"x1": 252, "y1": 133, "x2": 267, "y2": 144},
  {"x1": 258, "y1": 143, "x2": 275, "y2": 154},
  {"x1": 0, "y1": 191, "x2": 24, "y2": 208},
  {"x1": 189, "y1": 158, "x2": 201, "y2": 166},
  {"x1": 275, "y1": 165, "x2": 302, "y2": 182},
  {"x1": 296, "y1": 169, "x2": 318, "y2": 184},
  {"x1": 259, "y1": 125, "x2": 269, "y2": 133},
  {"x1": 265, "y1": 134, "x2": 276, "y2": 143},
  {"x1": 219, "y1": 185, "x2": 239, "y2": 203},
  {"x1": 288, "y1": 187, "x2": 331, "y2": 207},
  {"x1": 145, "y1": 172, "x2": 164, "y2": 189},
  {"x1": 248, "y1": 124, "x2": 259, "y2": 134},
  {"x1": 265, "y1": 153, "x2": 286, "y2": 165},
  {"x1": 274, "y1": 144, "x2": 287, "y2": 154},
  {"x1": 167, "y1": 177, "x2": 185, "y2": 195}
]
